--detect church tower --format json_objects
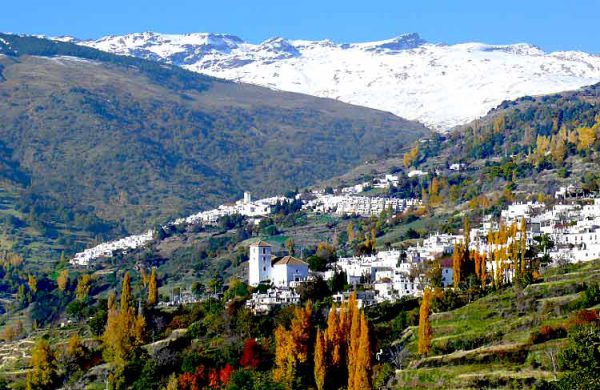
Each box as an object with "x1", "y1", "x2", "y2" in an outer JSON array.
[{"x1": 248, "y1": 241, "x2": 272, "y2": 286}]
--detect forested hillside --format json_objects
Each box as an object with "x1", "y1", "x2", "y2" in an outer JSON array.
[
  {"x1": 412, "y1": 82, "x2": 600, "y2": 207},
  {"x1": 0, "y1": 34, "x2": 428, "y2": 261}
]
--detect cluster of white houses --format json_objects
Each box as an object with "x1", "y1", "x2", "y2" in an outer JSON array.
[
  {"x1": 71, "y1": 192, "x2": 284, "y2": 266},
  {"x1": 72, "y1": 178, "x2": 600, "y2": 312},
  {"x1": 71, "y1": 188, "x2": 420, "y2": 265},
  {"x1": 303, "y1": 194, "x2": 421, "y2": 217},
  {"x1": 246, "y1": 234, "x2": 457, "y2": 313},
  {"x1": 71, "y1": 229, "x2": 154, "y2": 266},
  {"x1": 247, "y1": 186, "x2": 600, "y2": 313},
  {"x1": 175, "y1": 192, "x2": 286, "y2": 225}
]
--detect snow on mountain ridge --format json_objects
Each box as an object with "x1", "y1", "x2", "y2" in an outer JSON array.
[{"x1": 65, "y1": 32, "x2": 600, "y2": 130}]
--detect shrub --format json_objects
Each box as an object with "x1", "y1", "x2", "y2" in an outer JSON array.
[
  {"x1": 567, "y1": 309, "x2": 599, "y2": 328},
  {"x1": 529, "y1": 325, "x2": 567, "y2": 344},
  {"x1": 432, "y1": 330, "x2": 504, "y2": 355}
]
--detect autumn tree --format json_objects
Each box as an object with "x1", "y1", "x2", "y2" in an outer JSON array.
[
  {"x1": 57, "y1": 269, "x2": 69, "y2": 292},
  {"x1": 60, "y1": 334, "x2": 85, "y2": 378},
  {"x1": 463, "y1": 218, "x2": 471, "y2": 266},
  {"x1": 472, "y1": 251, "x2": 487, "y2": 288},
  {"x1": 403, "y1": 144, "x2": 419, "y2": 168},
  {"x1": 28, "y1": 274, "x2": 37, "y2": 294},
  {"x1": 347, "y1": 221, "x2": 355, "y2": 242},
  {"x1": 120, "y1": 271, "x2": 132, "y2": 310},
  {"x1": 352, "y1": 313, "x2": 372, "y2": 390},
  {"x1": 551, "y1": 136, "x2": 567, "y2": 165},
  {"x1": 75, "y1": 274, "x2": 92, "y2": 301},
  {"x1": 140, "y1": 268, "x2": 149, "y2": 288},
  {"x1": 240, "y1": 339, "x2": 263, "y2": 369},
  {"x1": 577, "y1": 126, "x2": 596, "y2": 152},
  {"x1": 418, "y1": 288, "x2": 433, "y2": 356},
  {"x1": 103, "y1": 272, "x2": 146, "y2": 388},
  {"x1": 452, "y1": 243, "x2": 463, "y2": 288},
  {"x1": 1, "y1": 320, "x2": 23, "y2": 341},
  {"x1": 164, "y1": 374, "x2": 179, "y2": 390},
  {"x1": 535, "y1": 135, "x2": 551, "y2": 159},
  {"x1": 314, "y1": 330, "x2": 326, "y2": 390},
  {"x1": 326, "y1": 304, "x2": 342, "y2": 361},
  {"x1": 26, "y1": 338, "x2": 56, "y2": 390},
  {"x1": 147, "y1": 268, "x2": 158, "y2": 306},
  {"x1": 274, "y1": 302, "x2": 313, "y2": 389},
  {"x1": 316, "y1": 242, "x2": 337, "y2": 263},
  {"x1": 519, "y1": 218, "x2": 528, "y2": 280},
  {"x1": 347, "y1": 294, "x2": 361, "y2": 390},
  {"x1": 428, "y1": 177, "x2": 442, "y2": 205}
]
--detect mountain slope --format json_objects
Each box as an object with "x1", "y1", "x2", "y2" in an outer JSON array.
[
  {"x1": 328, "y1": 81, "x2": 600, "y2": 201},
  {"x1": 393, "y1": 260, "x2": 600, "y2": 389},
  {"x1": 64, "y1": 32, "x2": 600, "y2": 130},
  {"x1": 0, "y1": 33, "x2": 428, "y2": 260}
]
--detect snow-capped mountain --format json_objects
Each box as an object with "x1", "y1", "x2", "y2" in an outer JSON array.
[{"x1": 62, "y1": 32, "x2": 600, "y2": 130}]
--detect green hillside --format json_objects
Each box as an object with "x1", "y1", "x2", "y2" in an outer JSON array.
[
  {"x1": 0, "y1": 33, "x2": 429, "y2": 262},
  {"x1": 391, "y1": 260, "x2": 600, "y2": 389}
]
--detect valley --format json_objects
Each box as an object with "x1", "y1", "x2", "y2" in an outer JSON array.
[{"x1": 0, "y1": 26, "x2": 598, "y2": 390}]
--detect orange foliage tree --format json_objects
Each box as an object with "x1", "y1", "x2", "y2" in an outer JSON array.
[
  {"x1": 418, "y1": 288, "x2": 433, "y2": 356},
  {"x1": 274, "y1": 302, "x2": 313, "y2": 389},
  {"x1": 147, "y1": 267, "x2": 158, "y2": 306}
]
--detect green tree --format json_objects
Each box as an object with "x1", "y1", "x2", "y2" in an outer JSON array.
[{"x1": 556, "y1": 324, "x2": 600, "y2": 389}]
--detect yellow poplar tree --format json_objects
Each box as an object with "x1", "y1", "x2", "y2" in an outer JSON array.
[
  {"x1": 75, "y1": 274, "x2": 92, "y2": 301},
  {"x1": 273, "y1": 325, "x2": 294, "y2": 388},
  {"x1": 577, "y1": 126, "x2": 595, "y2": 151},
  {"x1": 164, "y1": 374, "x2": 178, "y2": 390},
  {"x1": 551, "y1": 137, "x2": 567, "y2": 165},
  {"x1": 520, "y1": 218, "x2": 527, "y2": 277},
  {"x1": 325, "y1": 303, "x2": 343, "y2": 368},
  {"x1": 473, "y1": 251, "x2": 486, "y2": 288},
  {"x1": 273, "y1": 301, "x2": 313, "y2": 390},
  {"x1": 120, "y1": 272, "x2": 132, "y2": 310},
  {"x1": 347, "y1": 221, "x2": 355, "y2": 242},
  {"x1": 147, "y1": 268, "x2": 158, "y2": 306},
  {"x1": 28, "y1": 274, "x2": 38, "y2": 294},
  {"x1": 57, "y1": 269, "x2": 69, "y2": 292},
  {"x1": 291, "y1": 301, "x2": 312, "y2": 363},
  {"x1": 107, "y1": 291, "x2": 116, "y2": 311},
  {"x1": 452, "y1": 243, "x2": 463, "y2": 288},
  {"x1": 347, "y1": 294, "x2": 361, "y2": 390},
  {"x1": 102, "y1": 272, "x2": 145, "y2": 388},
  {"x1": 418, "y1": 288, "x2": 433, "y2": 356},
  {"x1": 314, "y1": 330, "x2": 326, "y2": 390},
  {"x1": 353, "y1": 313, "x2": 372, "y2": 390},
  {"x1": 26, "y1": 338, "x2": 55, "y2": 390},
  {"x1": 140, "y1": 268, "x2": 149, "y2": 288}
]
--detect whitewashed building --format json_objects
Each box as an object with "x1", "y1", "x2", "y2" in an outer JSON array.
[
  {"x1": 272, "y1": 256, "x2": 309, "y2": 287},
  {"x1": 246, "y1": 288, "x2": 301, "y2": 314},
  {"x1": 248, "y1": 241, "x2": 274, "y2": 287}
]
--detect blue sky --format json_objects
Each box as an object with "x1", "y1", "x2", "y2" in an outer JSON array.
[{"x1": 4, "y1": 0, "x2": 600, "y2": 53}]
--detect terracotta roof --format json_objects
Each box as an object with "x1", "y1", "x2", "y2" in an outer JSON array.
[
  {"x1": 250, "y1": 240, "x2": 272, "y2": 247},
  {"x1": 273, "y1": 256, "x2": 308, "y2": 266}
]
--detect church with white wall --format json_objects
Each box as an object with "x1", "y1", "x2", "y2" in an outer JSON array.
[{"x1": 248, "y1": 241, "x2": 309, "y2": 287}]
